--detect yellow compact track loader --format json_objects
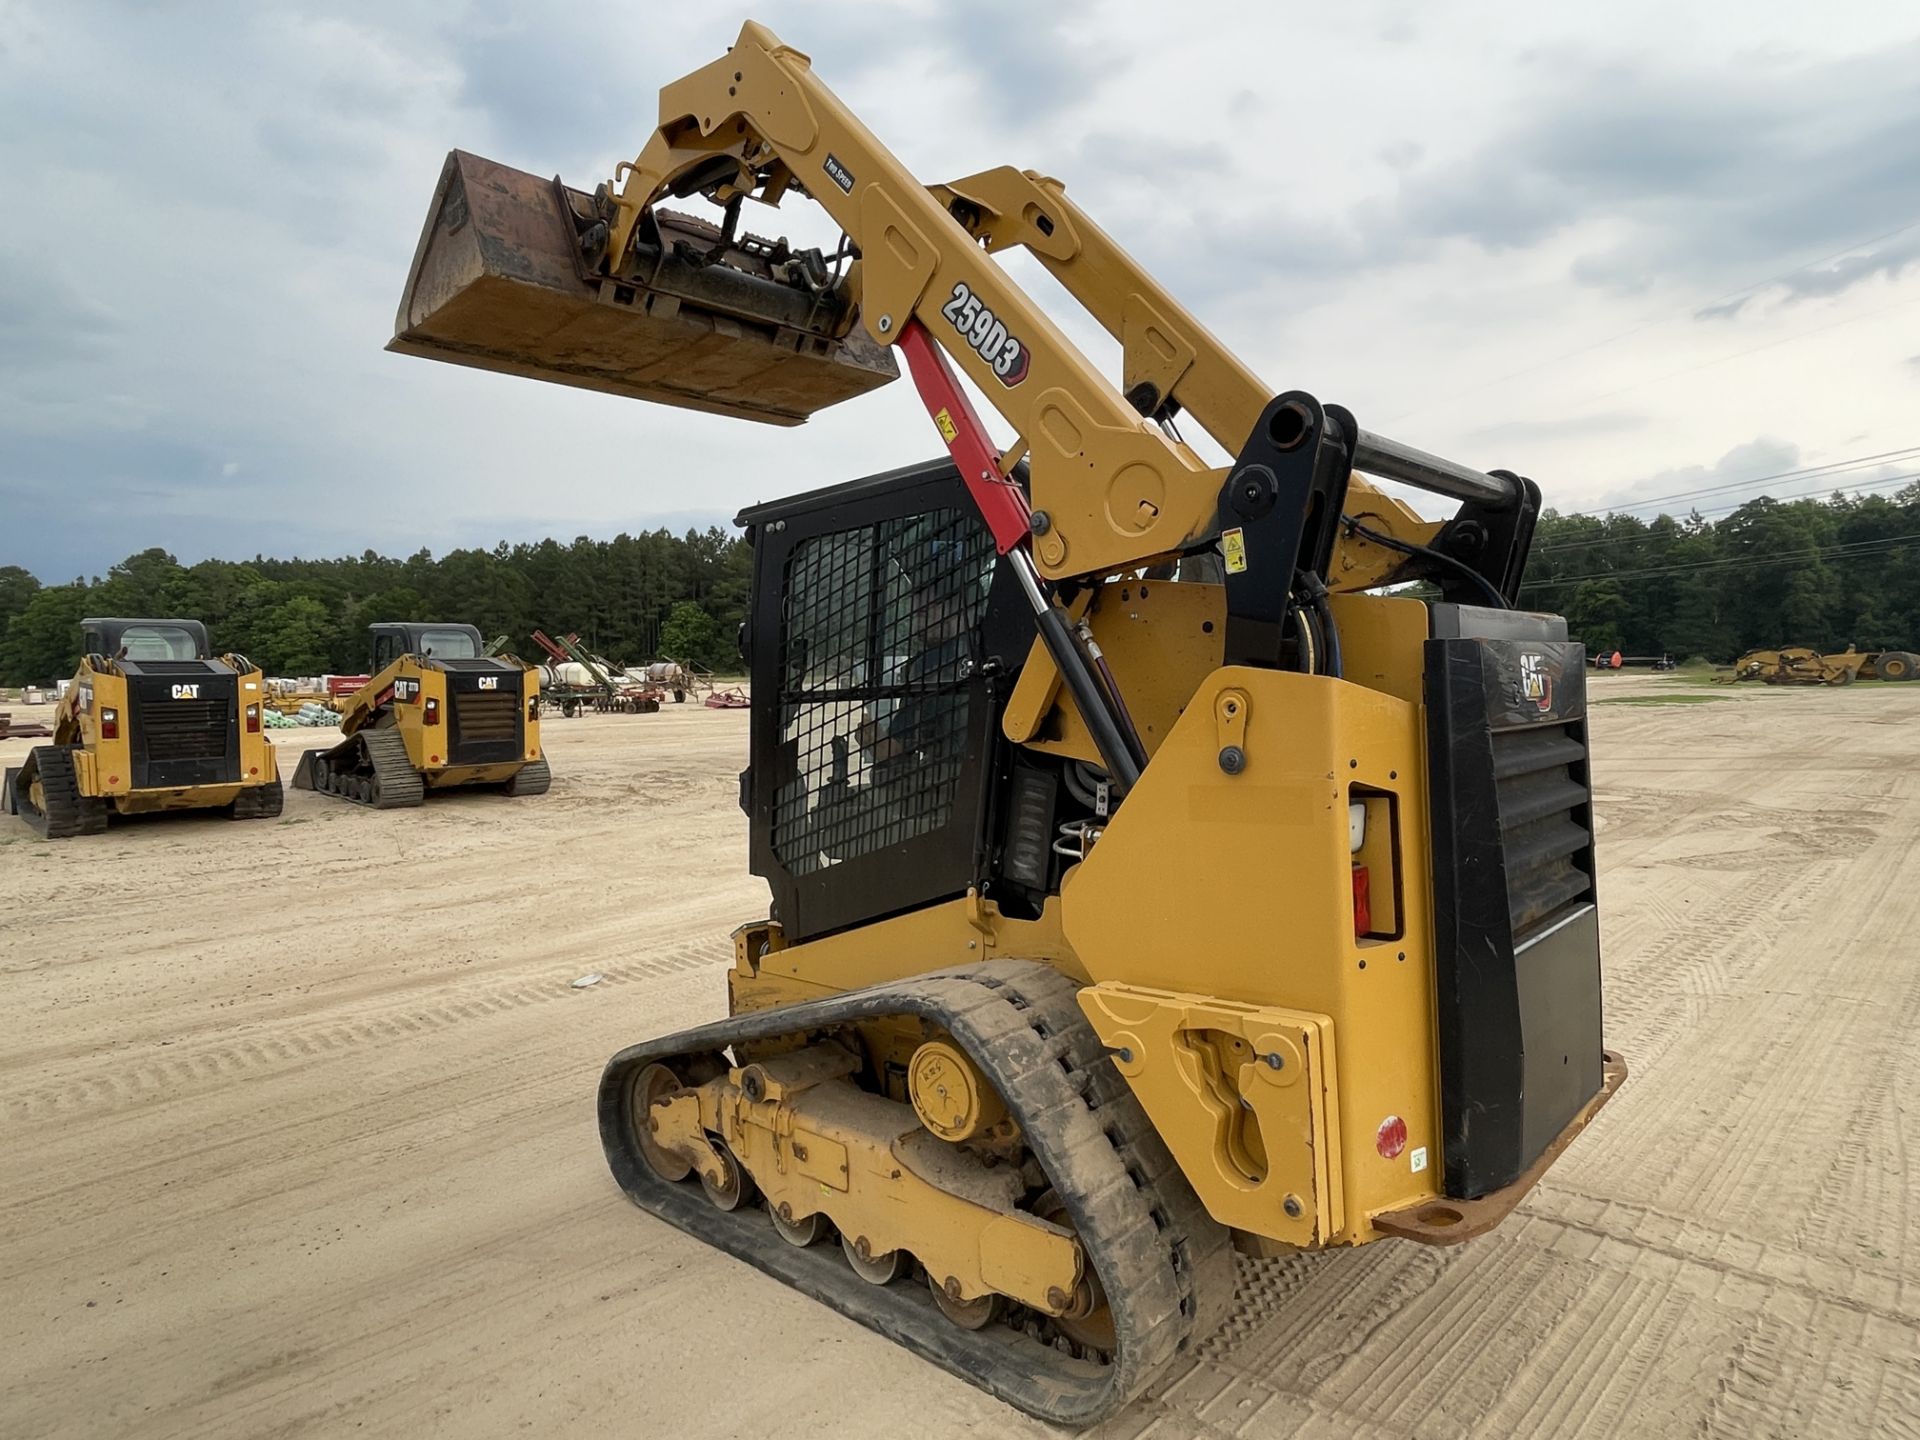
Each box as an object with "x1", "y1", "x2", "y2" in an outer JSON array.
[
  {"x1": 392, "y1": 23, "x2": 1621, "y2": 1425},
  {"x1": 5, "y1": 617, "x2": 282, "y2": 837},
  {"x1": 292, "y1": 622, "x2": 548, "y2": 808}
]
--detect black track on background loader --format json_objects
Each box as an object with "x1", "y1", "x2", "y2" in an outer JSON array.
[{"x1": 5, "y1": 746, "x2": 109, "y2": 839}]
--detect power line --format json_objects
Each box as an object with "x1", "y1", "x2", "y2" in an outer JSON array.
[
  {"x1": 1531, "y1": 533, "x2": 1920, "y2": 586},
  {"x1": 1525, "y1": 546, "x2": 1904, "y2": 592},
  {"x1": 1534, "y1": 471, "x2": 1920, "y2": 552},
  {"x1": 1521, "y1": 531, "x2": 1920, "y2": 589},
  {"x1": 1554, "y1": 445, "x2": 1920, "y2": 518}
]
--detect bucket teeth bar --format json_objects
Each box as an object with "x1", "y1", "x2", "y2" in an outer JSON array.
[{"x1": 388, "y1": 151, "x2": 897, "y2": 426}]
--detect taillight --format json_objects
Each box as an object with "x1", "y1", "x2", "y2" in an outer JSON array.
[
  {"x1": 246, "y1": 704, "x2": 261, "y2": 733},
  {"x1": 1352, "y1": 864, "x2": 1372, "y2": 937},
  {"x1": 100, "y1": 708, "x2": 119, "y2": 740},
  {"x1": 527, "y1": 696, "x2": 538, "y2": 721},
  {"x1": 424, "y1": 698, "x2": 440, "y2": 726}
]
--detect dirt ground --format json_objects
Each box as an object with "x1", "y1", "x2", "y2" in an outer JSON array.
[{"x1": 3, "y1": 676, "x2": 1918, "y2": 1439}]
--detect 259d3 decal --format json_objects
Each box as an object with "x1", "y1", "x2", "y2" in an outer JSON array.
[{"x1": 939, "y1": 282, "x2": 1030, "y2": 386}]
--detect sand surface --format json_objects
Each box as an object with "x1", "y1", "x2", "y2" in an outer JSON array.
[{"x1": 3, "y1": 677, "x2": 1918, "y2": 1438}]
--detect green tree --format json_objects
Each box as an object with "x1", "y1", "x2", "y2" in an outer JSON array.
[
  {"x1": 93, "y1": 547, "x2": 184, "y2": 616},
  {"x1": 326, "y1": 585, "x2": 430, "y2": 671},
  {"x1": 1563, "y1": 579, "x2": 1631, "y2": 655},
  {"x1": 0, "y1": 565, "x2": 40, "y2": 638},
  {"x1": 0, "y1": 584, "x2": 90, "y2": 684},
  {"x1": 251, "y1": 595, "x2": 334, "y2": 674},
  {"x1": 658, "y1": 599, "x2": 726, "y2": 670}
]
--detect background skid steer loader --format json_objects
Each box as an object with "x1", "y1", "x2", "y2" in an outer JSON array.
[
  {"x1": 5, "y1": 617, "x2": 281, "y2": 837},
  {"x1": 292, "y1": 622, "x2": 548, "y2": 808}
]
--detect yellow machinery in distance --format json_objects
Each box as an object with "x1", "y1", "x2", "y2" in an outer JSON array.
[
  {"x1": 392, "y1": 22, "x2": 1621, "y2": 1425},
  {"x1": 292, "y1": 622, "x2": 548, "y2": 808},
  {"x1": 1721, "y1": 646, "x2": 1920, "y2": 685},
  {"x1": 4, "y1": 616, "x2": 282, "y2": 837}
]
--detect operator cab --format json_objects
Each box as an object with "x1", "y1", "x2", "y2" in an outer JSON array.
[
  {"x1": 81, "y1": 617, "x2": 211, "y2": 664},
  {"x1": 369, "y1": 622, "x2": 484, "y2": 670}
]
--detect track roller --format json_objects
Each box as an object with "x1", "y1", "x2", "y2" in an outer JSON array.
[
  {"x1": 930, "y1": 1275, "x2": 1000, "y2": 1331},
  {"x1": 699, "y1": 1139, "x2": 756, "y2": 1213},
  {"x1": 770, "y1": 1205, "x2": 829, "y2": 1248},
  {"x1": 841, "y1": 1233, "x2": 906, "y2": 1285}
]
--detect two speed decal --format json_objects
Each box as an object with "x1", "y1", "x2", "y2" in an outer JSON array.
[{"x1": 940, "y1": 282, "x2": 1031, "y2": 386}]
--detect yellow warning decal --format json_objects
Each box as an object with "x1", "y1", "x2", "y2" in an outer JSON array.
[
  {"x1": 1222, "y1": 527, "x2": 1248, "y2": 574},
  {"x1": 934, "y1": 407, "x2": 959, "y2": 444}
]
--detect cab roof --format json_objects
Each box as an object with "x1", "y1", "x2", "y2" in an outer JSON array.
[{"x1": 80, "y1": 617, "x2": 211, "y2": 659}]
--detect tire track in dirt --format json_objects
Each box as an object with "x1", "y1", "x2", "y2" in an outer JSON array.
[
  {"x1": 1699, "y1": 1310, "x2": 1920, "y2": 1440},
  {"x1": 0, "y1": 934, "x2": 740, "y2": 1128},
  {"x1": 7, "y1": 684, "x2": 1920, "y2": 1440}
]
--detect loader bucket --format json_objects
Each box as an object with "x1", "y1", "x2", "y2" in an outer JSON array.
[
  {"x1": 291, "y1": 748, "x2": 320, "y2": 791},
  {"x1": 389, "y1": 151, "x2": 897, "y2": 426}
]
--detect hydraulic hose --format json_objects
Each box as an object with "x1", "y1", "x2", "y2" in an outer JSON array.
[{"x1": 1343, "y1": 515, "x2": 1511, "y2": 610}]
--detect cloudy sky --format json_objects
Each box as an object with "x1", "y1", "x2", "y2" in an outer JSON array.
[{"x1": 3, "y1": 0, "x2": 1917, "y2": 581}]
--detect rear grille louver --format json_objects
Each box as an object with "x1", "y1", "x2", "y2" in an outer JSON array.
[
  {"x1": 136, "y1": 701, "x2": 231, "y2": 761},
  {"x1": 1492, "y1": 725, "x2": 1595, "y2": 941},
  {"x1": 452, "y1": 689, "x2": 519, "y2": 740}
]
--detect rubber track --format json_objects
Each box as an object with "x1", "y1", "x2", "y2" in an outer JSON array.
[
  {"x1": 230, "y1": 777, "x2": 285, "y2": 820},
  {"x1": 357, "y1": 732, "x2": 423, "y2": 808},
  {"x1": 298, "y1": 730, "x2": 426, "y2": 809},
  {"x1": 598, "y1": 959, "x2": 1234, "y2": 1427},
  {"x1": 504, "y1": 757, "x2": 551, "y2": 796},
  {"x1": 11, "y1": 746, "x2": 108, "y2": 839}
]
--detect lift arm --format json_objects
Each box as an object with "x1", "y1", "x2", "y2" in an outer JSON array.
[{"x1": 590, "y1": 20, "x2": 1534, "y2": 599}]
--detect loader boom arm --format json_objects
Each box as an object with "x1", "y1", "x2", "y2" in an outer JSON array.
[{"x1": 597, "y1": 20, "x2": 1526, "y2": 590}]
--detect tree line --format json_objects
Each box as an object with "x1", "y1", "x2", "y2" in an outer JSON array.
[
  {"x1": 1522, "y1": 485, "x2": 1920, "y2": 660},
  {"x1": 0, "y1": 529, "x2": 750, "y2": 685},
  {"x1": 5, "y1": 486, "x2": 1913, "y2": 684}
]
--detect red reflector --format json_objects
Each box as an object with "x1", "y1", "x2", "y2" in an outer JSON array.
[
  {"x1": 101, "y1": 708, "x2": 119, "y2": 740},
  {"x1": 430, "y1": 755, "x2": 440, "y2": 764},
  {"x1": 425, "y1": 698, "x2": 441, "y2": 726},
  {"x1": 1376, "y1": 1114, "x2": 1408, "y2": 1160},
  {"x1": 1352, "y1": 864, "x2": 1372, "y2": 936}
]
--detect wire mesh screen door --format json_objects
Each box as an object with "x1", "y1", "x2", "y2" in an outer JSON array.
[{"x1": 772, "y1": 506, "x2": 997, "y2": 874}]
